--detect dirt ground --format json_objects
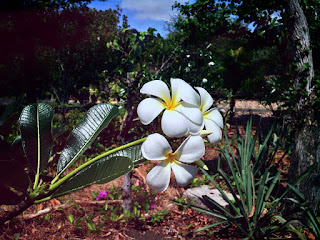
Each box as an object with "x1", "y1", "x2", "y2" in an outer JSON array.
[
  {"x1": 0, "y1": 101, "x2": 293, "y2": 240},
  {"x1": 0, "y1": 147, "x2": 231, "y2": 240}
]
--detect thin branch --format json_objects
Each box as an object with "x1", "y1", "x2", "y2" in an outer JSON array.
[
  {"x1": 156, "y1": 45, "x2": 180, "y2": 75},
  {"x1": 22, "y1": 200, "x2": 123, "y2": 220}
]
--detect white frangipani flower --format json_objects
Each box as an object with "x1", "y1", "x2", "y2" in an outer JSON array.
[
  {"x1": 142, "y1": 133, "x2": 205, "y2": 192},
  {"x1": 137, "y1": 78, "x2": 203, "y2": 138},
  {"x1": 195, "y1": 87, "x2": 223, "y2": 144}
]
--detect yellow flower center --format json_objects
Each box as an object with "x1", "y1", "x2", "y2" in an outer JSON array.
[
  {"x1": 165, "y1": 152, "x2": 176, "y2": 164},
  {"x1": 202, "y1": 110, "x2": 209, "y2": 119},
  {"x1": 200, "y1": 104, "x2": 205, "y2": 113},
  {"x1": 162, "y1": 95, "x2": 180, "y2": 110}
]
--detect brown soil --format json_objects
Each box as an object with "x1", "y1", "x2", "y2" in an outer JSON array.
[
  {"x1": 0, "y1": 107, "x2": 294, "y2": 240},
  {"x1": 1, "y1": 158, "x2": 236, "y2": 240}
]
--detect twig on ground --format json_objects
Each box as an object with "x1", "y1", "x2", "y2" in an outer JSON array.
[{"x1": 22, "y1": 200, "x2": 122, "y2": 220}]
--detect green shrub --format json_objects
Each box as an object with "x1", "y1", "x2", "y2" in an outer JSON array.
[{"x1": 176, "y1": 119, "x2": 318, "y2": 239}]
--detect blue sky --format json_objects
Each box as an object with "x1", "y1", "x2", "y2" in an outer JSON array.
[{"x1": 88, "y1": 0, "x2": 196, "y2": 36}]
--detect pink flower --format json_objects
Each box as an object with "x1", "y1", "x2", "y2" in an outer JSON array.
[
  {"x1": 150, "y1": 205, "x2": 155, "y2": 210},
  {"x1": 96, "y1": 190, "x2": 109, "y2": 200}
]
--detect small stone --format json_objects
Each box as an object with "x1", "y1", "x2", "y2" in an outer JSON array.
[{"x1": 182, "y1": 185, "x2": 236, "y2": 211}]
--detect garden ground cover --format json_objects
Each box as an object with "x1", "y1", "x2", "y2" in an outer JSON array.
[{"x1": 0, "y1": 101, "x2": 307, "y2": 239}]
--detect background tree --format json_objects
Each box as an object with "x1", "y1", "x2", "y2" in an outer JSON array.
[
  {"x1": 171, "y1": 0, "x2": 320, "y2": 215},
  {"x1": 229, "y1": 0, "x2": 320, "y2": 215},
  {"x1": 45, "y1": 6, "x2": 120, "y2": 107},
  {"x1": 171, "y1": 0, "x2": 280, "y2": 116},
  {"x1": 0, "y1": 0, "x2": 100, "y2": 102},
  {"x1": 283, "y1": 0, "x2": 319, "y2": 217}
]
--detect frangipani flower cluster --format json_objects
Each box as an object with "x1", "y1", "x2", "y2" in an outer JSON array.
[
  {"x1": 142, "y1": 133, "x2": 205, "y2": 192},
  {"x1": 137, "y1": 79, "x2": 203, "y2": 138},
  {"x1": 138, "y1": 78, "x2": 223, "y2": 192},
  {"x1": 138, "y1": 78, "x2": 223, "y2": 143}
]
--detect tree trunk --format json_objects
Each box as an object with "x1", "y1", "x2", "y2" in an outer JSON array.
[
  {"x1": 288, "y1": 115, "x2": 320, "y2": 214},
  {"x1": 120, "y1": 72, "x2": 135, "y2": 213},
  {"x1": 118, "y1": 72, "x2": 137, "y2": 145},
  {"x1": 284, "y1": 0, "x2": 320, "y2": 215},
  {"x1": 229, "y1": 93, "x2": 236, "y2": 123},
  {"x1": 121, "y1": 171, "x2": 133, "y2": 213},
  {"x1": 284, "y1": 0, "x2": 314, "y2": 110}
]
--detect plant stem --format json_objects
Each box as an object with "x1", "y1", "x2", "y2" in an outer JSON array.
[
  {"x1": 33, "y1": 174, "x2": 40, "y2": 190},
  {"x1": 34, "y1": 196, "x2": 51, "y2": 204},
  {"x1": 49, "y1": 137, "x2": 146, "y2": 191}
]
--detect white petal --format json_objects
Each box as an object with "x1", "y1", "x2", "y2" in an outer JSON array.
[
  {"x1": 204, "y1": 119, "x2": 222, "y2": 145},
  {"x1": 137, "y1": 98, "x2": 165, "y2": 125},
  {"x1": 195, "y1": 87, "x2": 213, "y2": 112},
  {"x1": 175, "y1": 102, "x2": 203, "y2": 125},
  {"x1": 175, "y1": 135, "x2": 205, "y2": 163},
  {"x1": 169, "y1": 78, "x2": 181, "y2": 104},
  {"x1": 146, "y1": 161, "x2": 171, "y2": 192},
  {"x1": 142, "y1": 133, "x2": 172, "y2": 161},
  {"x1": 140, "y1": 80, "x2": 171, "y2": 103},
  {"x1": 204, "y1": 108, "x2": 223, "y2": 129},
  {"x1": 171, "y1": 161, "x2": 198, "y2": 187},
  {"x1": 187, "y1": 119, "x2": 204, "y2": 135},
  {"x1": 171, "y1": 78, "x2": 200, "y2": 106},
  {"x1": 161, "y1": 110, "x2": 189, "y2": 138}
]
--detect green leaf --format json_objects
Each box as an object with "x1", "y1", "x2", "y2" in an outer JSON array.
[
  {"x1": 19, "y1": 103, "x2": 54, "y2": 173},
  {"x1": 66, "y1": 214, "x2": 74, "y2": 223},
  {"x1": 12, "y1": 126, "x2": 64, "y2": 147},
  {"x1": 56, "y1": 104, "x2": 119, "y2": 176},
  {"x1": 53, "y1": 156, "x2": 133, "y2": 197},
  {"x1": 95, "y1": 145, "x2": 144, "y2": 185}
]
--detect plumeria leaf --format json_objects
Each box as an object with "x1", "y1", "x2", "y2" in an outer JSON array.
[
  {"x1": 19, "y1": 103, "x2": 54, "y2": 173},
  {"x1": 11, "y1": 126, "x2": 65, "y2": 147},
  {"x1": 97, "y1": 145, "x2": 144, "y2": 173},
  {"x1": 56, "y1": 104, "x2": 119, "y2": 176},
  {"x1": 53, "y1": 156, "x2": 133, "y2": 197}
]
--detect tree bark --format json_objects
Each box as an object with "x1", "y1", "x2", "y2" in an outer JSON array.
[
  {"x1": 0, "y1": 199, "x2": 33, "y2": 225},
  {"x1": 284, "y1": 0, "x2": 320, "y2": 215},
  {"x1": 119, "y1": 72, "x2": 136, "y2": 213},
  {"x1": 121, "y1": 171, "x2": 133, "y2": 213},
  {"x1": 284, "y1": 0, "x2": 314, "y2": 110},
  {"x1": 288, "y1": 115, "x2": 320, "y2": 214}
]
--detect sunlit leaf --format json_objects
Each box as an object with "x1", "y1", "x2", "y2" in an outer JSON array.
[
  {"x1": 56, "y1": 104, "x2": 119, "y2": 176},
  {"x1": 95, "y1": 145, "x2": 144, "y2": 184},
  {"x1": 53, "y1": 156, "x2": 132, "y2": 197}
]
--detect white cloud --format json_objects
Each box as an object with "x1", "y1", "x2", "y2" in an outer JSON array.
[{"x1": 121, "y1": 0, "x2": 188, "y2": 21}]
